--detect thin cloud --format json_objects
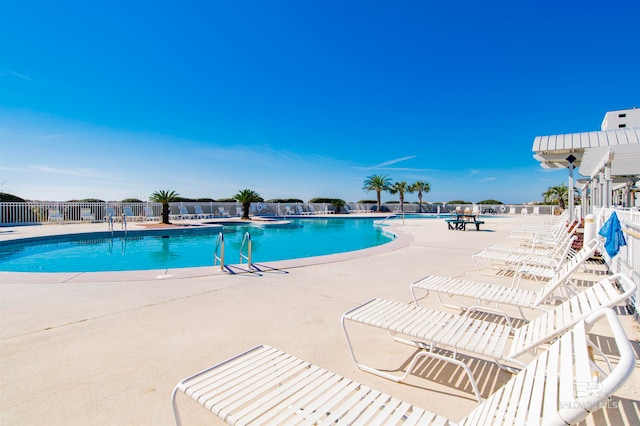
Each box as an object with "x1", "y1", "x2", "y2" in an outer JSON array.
[
  {"x1": 30, "y1": 165, "x2": 121, "y2": 180},
  {"x1": 357, "y1": 155, "x2": 418, "y2": 171},
  {"x1": 0, "y1": 68, "x2": 33, "y2": 82},
  {"x1": 373, "y1": 155, "x2": 417, "y2": 168},
  {"x1": 373, "y1": 167, "x2": 435, "y2": 172},
  {"x1": 193, "y1": 144, "x2": 342, "y2": 168},
  {"x1": 479, "y1": 177, "x2": 496, "y2": 182}
]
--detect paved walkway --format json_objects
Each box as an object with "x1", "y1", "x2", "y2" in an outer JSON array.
[{"x1": 1, "y1": 215, "x2": 638, "y2": 425}]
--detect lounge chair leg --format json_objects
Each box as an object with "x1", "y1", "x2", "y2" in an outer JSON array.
[
  {"x1": 341, "y1": 315, "x2": 484, "y2": 403},
  {"x1": 171, "y1": 386, "x2": 183, "y2": 426}
]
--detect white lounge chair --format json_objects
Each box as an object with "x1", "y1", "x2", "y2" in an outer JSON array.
[
  {"x1": 171, "y1": 205, "x2": 194, "y2": 221},
  {"x1": 295, "y1": 204, "x2": 313, "y2": 215},
  {"x1": 144, "y1": 207, "x2": 159, "y2": 221},
  {"x1": 486, "y1": 237, "x2": 595, "y2": 287},
  {"x1": 122, "y1": 207, "x2": 140, "y2": 221},
  {"x1": 508, "y1": 220, "x2": 578, "y2": 249},
  {"x1": 411, "y1": 269, "x2": 634, "y2": 326},
  {"x1": 172, "y1": 308, "x2": 634, "y2": 425},
  {"x1": 48, "y1": 208, "x2": 63, "y2": 223},
  {"x1": 80, "y1": 208, "x2": 94, "y2": 222},
  {"x1": 218, "y1": 206, "x2": 230, "y2": 217},
  {"x1": 194, "y1": 205, "x2": 212, "y2": 219},
  {"x1": 104, "y1": 207, "x2": 119, "y2": 222},
  {"x1": 341, "y1": 272, "x2": 636, "y2": 402},
  {"x1": 472, "y1": 233, "x2": 577, "y2": 277},
  {"x1": 511, "y1": 210, "x2": 569, "y2": 232}
]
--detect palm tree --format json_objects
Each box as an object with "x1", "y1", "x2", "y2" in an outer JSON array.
[
  {"x1": 410, "y1": 181, "x2": 430, "y2": 213},
  {"x1": 543, "y1": 183, "x2": 569, "y2": 210},
  {"x1": 362, "y1": 174, "x2": 392, "y2": 212},
  {"x1": 388, "y1": 181, "x2": 412, "y2": 212},
  {"x1": 233, "y1": 189, "x2": 263, "y2": 220},
  {"x1": 149, "y1": 190, "x2": 179, "y2": 224},
  {"x1": 331, "y1": 198, "x2": 346, "y2": 214}
]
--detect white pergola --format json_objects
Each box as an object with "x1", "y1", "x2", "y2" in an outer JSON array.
[{"x1": 532, "y1": 127, "x2": 640, "y2": 220}]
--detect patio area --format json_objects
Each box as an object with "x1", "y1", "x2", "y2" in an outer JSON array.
[{"x1": 1, "y1": 215, "x2": 638, "y2": 425}]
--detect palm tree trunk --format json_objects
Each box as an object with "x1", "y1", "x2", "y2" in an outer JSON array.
[{"x1": 162, "y1": 203, "x2": 170, "y2": 224}]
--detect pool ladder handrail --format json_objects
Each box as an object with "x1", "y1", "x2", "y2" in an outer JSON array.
[
  {"x1": 121, "y1": 214, "x2": 128, "y2": 236},
  {"x1": 239, "y1": 231, "x2": 252, "y2": 269},
  {"x1": 375, "y1": 214, "x2": 396, "y2": 227},
  {"x1": 213, "y1": 232, "x2": 225, "y2": 270}
]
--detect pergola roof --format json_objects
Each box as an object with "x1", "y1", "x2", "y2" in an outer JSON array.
[
  {"x1": 532, "y1": 127, "x2": 640, "y2": 169},
  {"x1": 578, "y1": 143, "x2": 640, "y2": 179}
]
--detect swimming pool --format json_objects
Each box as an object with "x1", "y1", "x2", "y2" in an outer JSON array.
[{"x1": 0, "y1": 218, "x2": 394, "y2": 273}]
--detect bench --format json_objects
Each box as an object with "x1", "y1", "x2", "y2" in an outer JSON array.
[{"x1": 445, "y1": 218, "x2": 485, "y2": 231}]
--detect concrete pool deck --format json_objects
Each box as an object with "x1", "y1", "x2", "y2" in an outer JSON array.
[{"x1": 1, "y1": 215, "x2": 639, "y2": 425}]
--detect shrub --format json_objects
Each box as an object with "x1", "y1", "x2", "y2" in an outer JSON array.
[
  {"x1": 266, "y1": 198, "x2": 304, "y2": 203},
  {"x1": 309, "y1": 197, "x2": 338, "y2": 203},
  {"x1": 0, "y1": 192, "x2": 26, "y2": 202}
]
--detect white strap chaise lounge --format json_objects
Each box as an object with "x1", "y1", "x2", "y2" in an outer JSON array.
[
  {"x1": 471, "y1": 233, "x2": 577, "y2": 278},
  {"x1": 341, "y1": 273, "x2": 636, "y2": 403},
  {"x1": 415, "y1": 240, "x2": 611, "y2": 322},
  {"x1": 508, "y1": 220, "x2": 578, "y2": 249},
  {"x1": 172, "y1": 308, "x2": 633, "y2": 425}
]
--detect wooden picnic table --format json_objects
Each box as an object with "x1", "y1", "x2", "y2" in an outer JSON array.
[{"x1": 445, "y1": 214, "x2": 485, "y2": 231}]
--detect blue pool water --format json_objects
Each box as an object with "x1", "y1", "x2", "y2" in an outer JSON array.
[{"x1": 0, "y1": 218, "x2": 394, "y2": 272}]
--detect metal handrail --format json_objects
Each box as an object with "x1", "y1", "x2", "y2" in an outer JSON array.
[
  {"x1": 213, "y1": 232, "x2": 225, "y2": 270},
  {"x1": 239, "y1": 231, "x2": 252, "y2": 268},
  {"x1": 122, "y1": 214, "x2": 128, "y2": 236},
  {"x1": 375, "y1": 214, "x2": 396, "y2": 227},
  {"x1": 108, "y1": 214, "x2": 114, "y2": 237}
]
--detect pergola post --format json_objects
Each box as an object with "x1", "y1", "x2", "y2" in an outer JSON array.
[{"x1": 566, "y1": 155, "x2": 576, "y2": 223}]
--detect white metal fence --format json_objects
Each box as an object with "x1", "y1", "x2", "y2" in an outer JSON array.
[
  {"x1": 595, "y1": 207, "x2": 640, "y2": 319},
  {"x1": 0, "y1": 201, "x2": 562, "y2": 225}
]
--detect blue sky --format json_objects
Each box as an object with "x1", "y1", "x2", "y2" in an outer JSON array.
[{"x1": 1, "y1": 1, "x2": 639, "y2": 203}]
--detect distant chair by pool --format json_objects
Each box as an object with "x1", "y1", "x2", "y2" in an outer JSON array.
[
  {"x1": 122, "y1": 207, "x2": 141, "y2": 221},
  {"x1": 194, "y1": 205, "x2": 213, "y2": 219},
  {"x1": 218, "y1": 207, "x2": 230, "y2": 217},
  {"x1": 80, "y1": 208, "x2": 95, "y2": 223},
  {"x1": 48, "y1": 208, "x2": 63, "y2": 223},
  {"x1": 295, "y1": 205, "x2": 313, "y2": 215},
  {"x1": 104, "y1": 207, "x2": 120, "y2": 222},
  {"x1": 171, "y1": 205, "x2": 194, "y2": 221},
  {"x1": 144, "y1": 207, "x2": 159, "y2": 222}
]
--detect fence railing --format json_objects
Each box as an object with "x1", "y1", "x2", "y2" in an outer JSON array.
[
  {"x1": 595, "y1": 207, "x2": 640, "y2": 319},
  {"x1": 1, "y1": 201, "x2": 560, "y2": 226}
]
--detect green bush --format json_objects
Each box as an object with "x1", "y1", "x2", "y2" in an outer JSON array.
[
  {"x1": 309, "y1": 197, "x2": 339, "y2": 203},
  {"x1": 266, "y1": 198, "x2": 304, "y2": 203},
  {"x1": 0, "y1": 192, "x2": 26, "y2": 202}
]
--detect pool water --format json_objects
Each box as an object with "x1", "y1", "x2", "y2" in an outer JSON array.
[{"x1": 0, "y1": 218, "x2": 394, "y2": 272}]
